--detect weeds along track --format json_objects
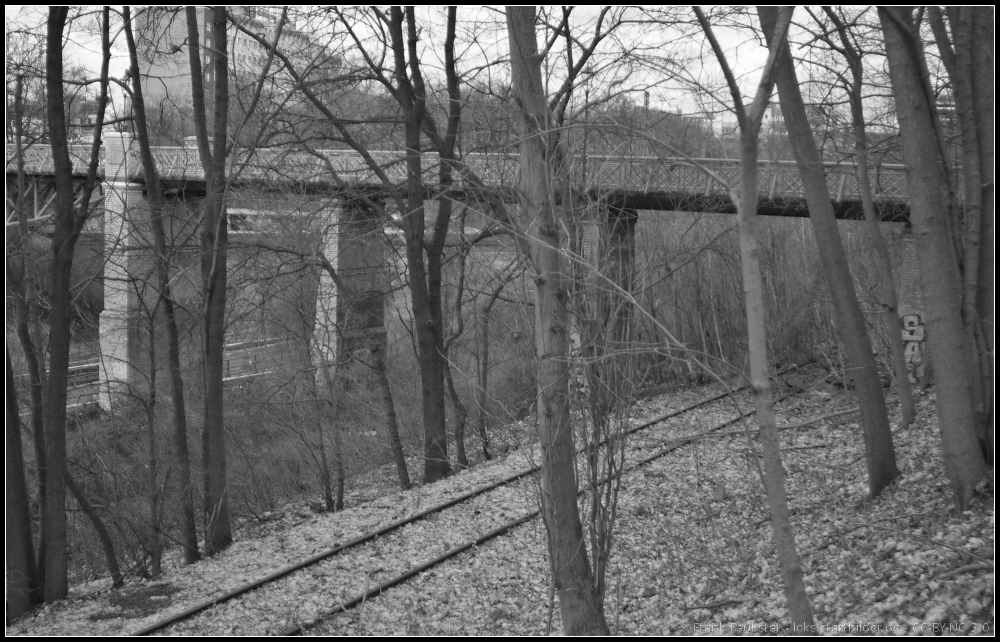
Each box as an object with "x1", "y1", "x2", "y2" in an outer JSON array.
[{"x1": 137, "y1": 363, "x2": 818, "y2": 636}]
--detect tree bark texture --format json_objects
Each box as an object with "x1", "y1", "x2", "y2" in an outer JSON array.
[
  {"x1": 506, "y1": 6, "x2": 609, "y2": 635},
  {"x1": 879, "y1": 6, "x2": 987, "y2": 509},
  {"x1": 760, "y1": 6, "x2": 899, "y2": 498}
]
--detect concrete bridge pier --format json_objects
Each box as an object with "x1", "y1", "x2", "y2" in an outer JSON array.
[
  {"x1": 570, "y1": 202, "x2": 638, "y2": 399},
  {"x1": 577, "y1": 201, "x2": 637, "y2": 331},
  {"x1": 311, "y1": 194, "x2": 387, "y2": 379},
  {"x1": 99, "y1": 130, "x2": 145, "y2": 410}
]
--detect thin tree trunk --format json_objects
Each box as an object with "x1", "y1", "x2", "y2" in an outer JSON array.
[
  {"x1": 506, "y1": 7, "x2": 609, "y2": 634},
  {"x1": 315, "y1": 399, "x2": 335, "y2": 512},
  {"x1": 42, "y1": 6, "x2": 110, "y2": 602},
  {"x1": 761, "y1": 6, "x2": 899, "y2": 498},
  {"x1": 299, "y1": 339, "x2": 335, "y2": 511},
  {"x1": 879, "y1": 6, "x2": 987, "y2": 508},
  {"x1": 187, "y1": 5, "x2": 232, "y2": 553},
  {"x1": 931, "y1": 7, "x2": 993, "y2": 455},
  {"x1": 65, "y1": 475, "x2": 123, "y2": 588},
  {"x1": 10, "y1": 77, "x2": 49, "y2": 571},
  {"x1": 824, "y1": 7, "x2": 916, "y2": 427},
  {"x1": 318, "y1": 356, "x2": 345, "y2": 510},
  {"x1": 969, "y1": 11, "x2": 994, "y2": 458},
  {"x1": 473, "y1": 269, "x2": 515, "y2": 461},
  {"x1": 475, "y1": 305, "x2": 493, "y2": 461},
  {"x1": 123, "y1": 5, "x2": 200, "y2": 563},
  {"x1": 144, "y1": 313, "x2": 162, "y2": 577},
  {"x1": 696, "y1": 6, "x2": 815, "y2": 629},
  {"x1": 7, "y1": 257, "x2": 47, "y2": 594},
  {"x1": 444, "y1": 207, "x2": 471, "y2": 469},
  {"x1": 7, "y1": 348, "x2": 38, "y2": 619},
  {"x1": 386, "y1": 7, "x2": 460, "y2": 483},
  {"x1": 444, "y1": 361, "x2": 469, "y2": 468},
  {"x1": 370, "y1": 338, "x2": 411, "y2": 490}
]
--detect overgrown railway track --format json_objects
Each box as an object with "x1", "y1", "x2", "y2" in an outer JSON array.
[{"x1": 135, "y1": 363, "x2": 824, "y2": 636}]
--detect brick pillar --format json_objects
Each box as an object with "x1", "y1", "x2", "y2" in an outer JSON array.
[
  {"x1": 99, "y1": 130, "x2": 143, "y2": 408},
  {"x1": 897, "y1": 226, "x2": 926, "y2": 383}
]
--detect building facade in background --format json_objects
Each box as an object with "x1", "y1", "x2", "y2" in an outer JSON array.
[{"x1": 134, "y1": 7, "x2": 337, "y2": 145}]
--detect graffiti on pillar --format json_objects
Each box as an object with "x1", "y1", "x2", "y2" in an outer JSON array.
[{"x1": 901, "y1": 314, "x2": 925, "y2": 384}]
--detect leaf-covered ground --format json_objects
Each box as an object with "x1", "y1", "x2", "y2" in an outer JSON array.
[{"x1": 6, "y1": 384, "x2": 993, "y2": 636}]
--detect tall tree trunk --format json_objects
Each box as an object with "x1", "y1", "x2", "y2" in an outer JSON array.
[
  {"x1": 879, "y1": 7, "x2": 987, "y2": 508},
  {"x1": 187, "y1": 5, "x2": 232, "y2": 553},
  {"x1": 7, "y1": 349, "x2": 38, "y2": 619},
  {"x1": 42, "y1": 6, "x2": 110, "y2": 602},
  {"x1": 969, "y1": 11, "x2": 994, "y2": 458},
  {"x1": 506, "y1": 7, "x2": 609, "y2": 634},
  {"x1": 696, "y1": 6, "x2": 815, "y2": 629},
  {"x1": 929, "y1": 6, "x2": 994, "y2": 456},
  {"x1": 760, "y1": 6, "x2": 899, "y2": 498},
  {"x1": 852, "y1": 126, "x2": 915, "y2": 428},
  {"x1": 387, "y1": 7, "x2": 452, "y2": 483},
  {"x1": 445, "y1": 206, "x2": 471, "y2": 469},
  {"x1": 123, "y1": 5, "x2": 200, "y2": 563}
]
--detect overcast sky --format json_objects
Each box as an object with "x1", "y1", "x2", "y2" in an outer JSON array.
[{"x1": 7, "y1": 6, "x2": 779, "y2": 120}]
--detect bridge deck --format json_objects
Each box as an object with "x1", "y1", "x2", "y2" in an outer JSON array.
[{"x1": 7, "y1": 143, "x2": 909, "y2": 204}]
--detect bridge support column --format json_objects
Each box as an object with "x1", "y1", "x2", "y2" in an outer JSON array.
[
  {"x1": 572, "y1": 203, "x2": 637, "y2": 399},
  {"x1": 99, "y1": 130, "x2": 143, "y2": 409},
  {"x1": 313, "y1": 195, "x2": 386, "y2": 376},
  {"x1": 578, "y1": 203, "x2": 637, "y2": 325},
  {"x1": 897, "y1": 226, "x2": 926, "y2": 383}
]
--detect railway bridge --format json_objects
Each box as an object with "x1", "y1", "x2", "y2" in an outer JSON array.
[{"x1": 6, "y1": 133, "x2": 922, "y2": 409}]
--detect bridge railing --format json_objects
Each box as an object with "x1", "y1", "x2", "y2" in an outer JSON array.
[
  {"x1": 7, "y1": 142, "x2": 909, "y2": 201},
  {"x1": 576, "y1": 155, "x2": 908, "y2": 201},
  {"x1": 6, "y1": 144, "x2": 102, "y2": 175}
]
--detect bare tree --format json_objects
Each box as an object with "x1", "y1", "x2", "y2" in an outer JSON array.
[
  {"x1": 694, "y1": 5, "x2": 814, "y2": 629},
  {"x1": 123, "y1": 4, "x2": 200, "y2": 564},
  {"x1": 42, "y1": 5, "x2": 111, "y2": 601},
  {"x1": 878, "y1": 6, "x2": 987, "y2": 508},
  {"x1": 6, "y1": 39, "x2": 51, "y2": 588},
  {"x1": 760, "y1": 5, "x2": 900, "y2": 498},
  {"x1": 186, "y1": 5, "x2": 233, "y2": 553},
  {"x1": 809, "y1": 6, "x2": 915, "y2": 428},
  {"x1": 506, "y1": 6, "x2": 609, "y2": 634},
  {"x1": 926, "y1": 6, "x2": 994, "y2": 458}
]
